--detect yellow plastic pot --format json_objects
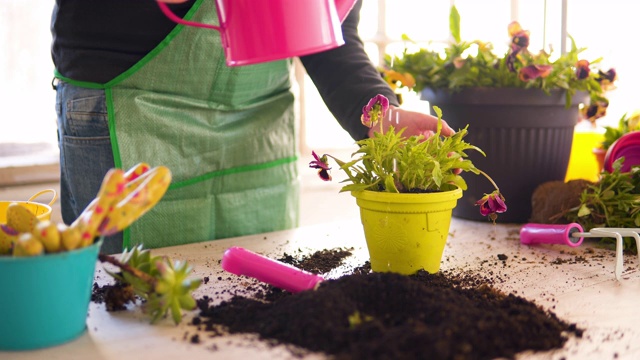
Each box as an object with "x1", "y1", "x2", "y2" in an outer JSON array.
[{"x1": 352, "y1": 188, "x2": 462, "y2": 275}]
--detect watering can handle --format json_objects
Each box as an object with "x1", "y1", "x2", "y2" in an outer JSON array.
[
  {"x1": 27, "y1": 189, "x2": 58, "y2": 207},
  {"x1": 158, "y1": 0, "x2": 357, "y2": 29},
  {"x1": 519, "y1": 223, "x2": 584, "y2": 247},
  {"x1": 157, "y1": 2, "x2": 221, "y2": 31}
]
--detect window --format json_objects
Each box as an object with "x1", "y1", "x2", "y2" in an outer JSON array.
[{"x1": 0, "y1": 1, "x2": 58, "y2": 184}]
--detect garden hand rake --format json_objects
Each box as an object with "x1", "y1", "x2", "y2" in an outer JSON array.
[{"x1": 520, "y1": 223, "x2": 640, "y2": 280}]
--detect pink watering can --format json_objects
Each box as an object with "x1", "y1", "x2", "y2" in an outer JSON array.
[{"x1": 157, "y1": 0, "x2": 358, "y2": 66}]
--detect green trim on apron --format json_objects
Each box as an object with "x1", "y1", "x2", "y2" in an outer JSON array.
[
  {"x1": 104, "y1": 88, "x2": 122, "y2": 169},
  {"x1": 54, "y1": 70, "x2": 107, "y2": 89},
  {"x1": 58, "y1": 0, "x2": 300, "y2": 250},
  {"x1": 170, "y1": 155, "x2": 298, "y2": 190}
]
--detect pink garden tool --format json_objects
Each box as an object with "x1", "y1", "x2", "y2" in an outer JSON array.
[
  {"x1": 221, "y1": 246, "x2": 324, "y2": 293},
  {"x1": 157, "y1": 0, "x2": 358, "y2": 66},
  {"x1": 520, "y1": 223, "x2": 640, "y2": 280}
]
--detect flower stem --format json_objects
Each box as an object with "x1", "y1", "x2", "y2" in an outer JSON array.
[
  {"x1": 479, "y1": 169, "x2": 500, "y2": 191},
  {"x1": 98, "y1": 253, "x2": 157, "y2": 286}
]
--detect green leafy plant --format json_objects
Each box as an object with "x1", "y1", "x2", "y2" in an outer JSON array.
[
  {"x1": 99, "y1": 245, "x2": 202, "y2": 324},
  {"x1": 600, "y1": 111, "x2": 640, "y2": 151},
  {"x1": 385, "y1": 6, "x2": 616, "y2": 122},
  {"x1": 310, "y1": 94, "x2": 506, "y2": 221},
  {"x1": 565, "y1": 158, "x2": 640, "y2": 253}
]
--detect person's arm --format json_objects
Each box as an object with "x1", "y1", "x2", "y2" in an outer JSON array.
[
  {"x1": 299, "y1": 0, "x2": 397, "y2": 141},
  {"x1": 299, "y1": 0, "x2": 454, "y2": 141}
]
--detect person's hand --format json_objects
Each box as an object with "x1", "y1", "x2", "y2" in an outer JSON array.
[
  {"x1": 367, "y1": 106, "x2": 455, "y2": 139},
  {"x1": 369, "y1": 106, "x2": 461, "y2": 174}
]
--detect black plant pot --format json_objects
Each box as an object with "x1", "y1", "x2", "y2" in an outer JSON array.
[{"x1": 422, "y1": 87, "x2": 587, "y2": 223}]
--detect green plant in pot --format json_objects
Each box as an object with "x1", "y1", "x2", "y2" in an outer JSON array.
[
  {"x1": 310, "y1": 94, "x2": 505, "y2": 275},
  {"x1": 385, "y1": 6, "x2": 616, "y2": 223}
]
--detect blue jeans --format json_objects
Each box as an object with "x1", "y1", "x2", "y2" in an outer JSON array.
[{"x1": 55, "y1": 80, "x2": 122, "y2": 254}]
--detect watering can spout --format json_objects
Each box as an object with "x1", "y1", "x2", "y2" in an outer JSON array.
[{"x1": 157, "y1": 0, "x2": 359, "y2": 66}]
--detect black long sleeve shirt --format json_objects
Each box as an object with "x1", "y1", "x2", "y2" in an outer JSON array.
[{"x1": 51, "y1": 0, "x2": 398, "y2": 141}]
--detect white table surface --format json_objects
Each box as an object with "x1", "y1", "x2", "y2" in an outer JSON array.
[{"x1": 3, "y1": 217, "x2": 640, "y2": 360}]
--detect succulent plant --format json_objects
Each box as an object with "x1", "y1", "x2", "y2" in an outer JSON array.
[{"x1": 100, "y1": 245, "x2": 202, "y2": 325}]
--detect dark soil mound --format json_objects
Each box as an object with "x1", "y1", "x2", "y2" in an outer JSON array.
[{"x1": 195, "y1": 270, "x2": 581, "y2": 360}]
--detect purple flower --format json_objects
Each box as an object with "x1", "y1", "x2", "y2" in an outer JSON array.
[
  {"x1": 476, "y1": 191, "x2": 507, "y2": 222},
  {"x1": 518, "y1": 64, "x2": 553, "y2": 81},
  {"x1": 596, "y1": 68, "x2": 617, "y2": 91},
  {"x1": 581, "y1": 100, "x2": 609, "y2": 123},
  {"x1": 309, "y1": 151, "x2": 332, "y2": 181},
  {"x1": 508, "y1": 22, "x2": 530, "y2": 52},
  {"x1": 597, "y1": 68, "x2": 617, "y2": 83},
  {"x1": 575, "y1": 60, "x2": 590, "y2": 80},
  {"x1": 361, "y1": 94, "x2": 389, "y2": 128}
]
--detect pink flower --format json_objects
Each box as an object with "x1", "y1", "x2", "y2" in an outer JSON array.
[
  {"x1": 360, "y1": 94, "x2": 389, "y2": 128},
  {"x1": 476, "y1": 191, "x2": 507, "y2": 222},
  {"x1": 309, "y1": 151, "x2": 332, "y2": 181}
]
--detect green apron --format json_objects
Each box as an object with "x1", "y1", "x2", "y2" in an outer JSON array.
[{"x1": 61, "y1": 0, "x2": 299, "y2": 249}]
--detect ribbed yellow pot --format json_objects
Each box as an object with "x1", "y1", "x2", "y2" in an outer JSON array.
[{"x1": 352, "y1": 188, "x2": 462, "y2": 275}]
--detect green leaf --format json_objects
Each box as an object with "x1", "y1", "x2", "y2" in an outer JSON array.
[
  {"x1": 401, "y1": 34, "x2": 413, "y2": 42},
  {"x1": 449, "y1": 6, "x2": 461, "y2": 43},
  {"x1": 601, "y1": 189, "x2": 615, "y2": 200},
  {"x1": 384, "y1": 175, "x2": 399, "y2": 193},
  {"x1": 577, "y1": 204, "x2": 591, "y2": 217}
]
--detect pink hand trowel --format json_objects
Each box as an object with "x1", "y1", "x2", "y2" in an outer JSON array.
[{"x1": 221, "y1": 246, "x2": 324, "y2": 293}]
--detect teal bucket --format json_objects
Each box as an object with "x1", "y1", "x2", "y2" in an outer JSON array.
[{"x1": 0, "y1": 240, "x2": 101, "y2": 350}]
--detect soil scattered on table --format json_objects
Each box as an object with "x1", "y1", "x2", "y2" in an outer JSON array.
[
  {"x1": 91, "y1": 282, "x2": 136, "y2": 311},
  {"x1": 191, "y1": 249, "x2": 583, "y2": 360}
]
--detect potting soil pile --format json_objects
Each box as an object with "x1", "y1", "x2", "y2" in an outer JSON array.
[{"x1": 193, "y1": 249, "x2": 582, "y2": 360}]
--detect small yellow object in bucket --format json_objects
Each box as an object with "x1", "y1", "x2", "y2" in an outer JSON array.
[{"x1": 0, "y1": 189, "x2": 57, "y2": 225}]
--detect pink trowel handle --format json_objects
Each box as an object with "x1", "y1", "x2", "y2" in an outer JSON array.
[
  {"x1": 520, "y1": 223, "x2": 585, "y2": 247},
  {"x1": 221, "y1": 247, "x2": 324, "y2": 293}
]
